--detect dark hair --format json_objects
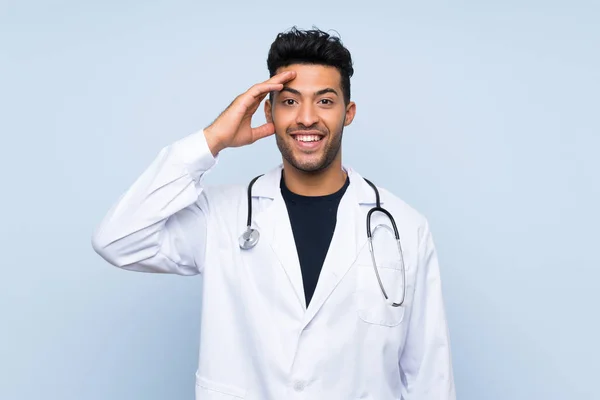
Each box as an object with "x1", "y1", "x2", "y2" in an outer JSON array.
[{"x1": 267, "y1": 27, "x2": 354, "y2": 104}]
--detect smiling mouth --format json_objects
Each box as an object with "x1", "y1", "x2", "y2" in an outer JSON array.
[
  {"x1": 292, "y1": 134, "x2": 323, "y2": 142},
  {"x1": 290, "y1": 131, "x2": 325, "y2": 143}
]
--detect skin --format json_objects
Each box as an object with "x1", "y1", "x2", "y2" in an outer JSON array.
[
  {"x1": 204, "y1": 64, "x2": 356, "y2": 196},
  {"x1": 265, "y1": 64, "x2": 356, "y2": 196}
]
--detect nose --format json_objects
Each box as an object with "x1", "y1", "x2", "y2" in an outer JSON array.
[{"x1": 295, "y1": 102, "x2": 319, "y2": 128}]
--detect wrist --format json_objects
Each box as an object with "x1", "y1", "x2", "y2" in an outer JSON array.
[{"x1": 203, "y1": 128, "x2": 225, "y2": 157}]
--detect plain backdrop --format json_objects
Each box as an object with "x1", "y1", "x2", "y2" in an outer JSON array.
[{"x1": 1, "y1": 1, "x2": 598, "y2": 399}]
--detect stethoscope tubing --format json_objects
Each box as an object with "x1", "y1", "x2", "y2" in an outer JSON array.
[{"x1": 240, "y1": 174, "x2": 406, "y2": 307}]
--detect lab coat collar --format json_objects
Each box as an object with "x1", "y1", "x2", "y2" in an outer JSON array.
[
  {"x1": 250, "y1": 164, "x2": 384, "y2": 206},
  {"x1": 249, "y1": 163, "x2": 381, "y2": 324}
]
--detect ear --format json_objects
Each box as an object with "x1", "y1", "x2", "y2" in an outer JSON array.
[
  {"x1": 264, "y1": 98, "x2": 273, "y2": 123},
  {"x1": 344, "y1": 101, "x2": 356, "y2": 126}
]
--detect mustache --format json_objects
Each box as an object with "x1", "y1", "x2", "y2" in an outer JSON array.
[{"x1": 286, "y1": 125, "x2": 328, "y2": 135}]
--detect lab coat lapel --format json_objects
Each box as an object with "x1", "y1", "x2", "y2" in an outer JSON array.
[
  {"x1": 301, "y1": 169, "x2": 372, "y2": 326},
  {"x1": 251, "y1": 166, "x2": 382, "y2": 322},
  {"x1": 252, "y1": 167, "x2": 307, "y2": 311}
]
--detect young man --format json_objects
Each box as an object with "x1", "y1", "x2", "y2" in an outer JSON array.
[{"x1": 92, "y1": 27, "x2": 456, "y2": 399}]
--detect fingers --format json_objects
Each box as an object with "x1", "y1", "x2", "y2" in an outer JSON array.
[
  {"x1": 246, "y1": 71, "x2": 297, "y2": 100},
  {"x1": 213, "y1": 71, "x2": 294, "y2": 147},
  {"x1": 248, "y1": 83, "x2": 284, "y2": 100},
  {"x1": 232, "y1": 71, "x2": 297, "y2": 114},
  {"x1": 266, "y1": 70, "x2": 296, "y2": 85},
  {"x1": 234, "y1": 84, "x2": 276, "y2": 113},
  {"x1": 246, "y1": 94, "x2": 266, "y2": 116},
  {"x1": 251, "y1": 122, "x2": 276, "y2": 142}
]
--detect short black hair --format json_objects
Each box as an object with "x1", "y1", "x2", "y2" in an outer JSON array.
[{"x1": 267, "y1": 27, "x2": 354, "y2": 104}]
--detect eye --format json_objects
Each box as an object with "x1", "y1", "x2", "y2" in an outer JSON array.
[
  {"x1": 319, "y1": 99, "x2": 334, "y2": 105},
  {"x1": 282, "y1": 99, "x2": 297, "y2": 106}
]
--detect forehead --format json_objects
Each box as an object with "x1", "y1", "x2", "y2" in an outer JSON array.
[{"x1": 276, "y1": 64, "x2": 342, "y2": 91}]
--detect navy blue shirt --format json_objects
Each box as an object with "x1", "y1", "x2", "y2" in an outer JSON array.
[{"x1": 280, "y1": 174, "x2": 350, "y2": 307}]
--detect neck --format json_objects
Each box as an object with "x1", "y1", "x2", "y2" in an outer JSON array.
[{"x1": 282, "y1": 159, "x2": 347, "y2": 196}]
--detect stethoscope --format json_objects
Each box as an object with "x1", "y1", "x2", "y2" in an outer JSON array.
[{"x1": 239, "y1": 174, "x2": 406, "y2": 307}]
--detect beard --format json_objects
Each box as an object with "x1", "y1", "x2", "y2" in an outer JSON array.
[{"x1": 275, "y1": 122, "x2": 344, "y2": 174}]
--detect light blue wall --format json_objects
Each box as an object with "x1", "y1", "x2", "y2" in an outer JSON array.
[{"x1": 1, "y1": 1, "x2": 598, "y2": 399}]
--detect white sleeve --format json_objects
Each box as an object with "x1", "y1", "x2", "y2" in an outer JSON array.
[
  {"x1": 399, "y1": 220, "x2": 456, "y2": 399},
  {"x1": 91, "y1": 130, "x2": 217, "y2": 275}
]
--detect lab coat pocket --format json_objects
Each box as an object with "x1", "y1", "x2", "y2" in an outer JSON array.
[
  {"x1": 354, "y1": 262, "x2": 406, "y2": 327},
  {"x1": 195, "y1": 375, "x2": 246, "y2": 399}
]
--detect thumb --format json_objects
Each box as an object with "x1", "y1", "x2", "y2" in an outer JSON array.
[{"x1": 251, "y1": 122, "x2": 276, "y2": 142}]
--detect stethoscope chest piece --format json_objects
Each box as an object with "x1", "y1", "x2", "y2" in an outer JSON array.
[
  {"x1": 239, "y1": 227, "x2": 260, "y2": 250},
  {"x1": 239, "y1": 173, "x2": 406, "y2": 307}
]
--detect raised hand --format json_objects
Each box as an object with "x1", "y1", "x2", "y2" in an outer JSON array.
[{"x1": 204, "y1": 70, "x2": 296, "y2": 156}]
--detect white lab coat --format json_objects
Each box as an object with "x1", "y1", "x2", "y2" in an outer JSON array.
[{"x1": 92, "y1": 129, "x2": 456, "y2": 400}]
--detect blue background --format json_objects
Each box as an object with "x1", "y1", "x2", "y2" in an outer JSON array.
[{"x1": 1, "y1": 1, "x2": 598, "y2": 399}]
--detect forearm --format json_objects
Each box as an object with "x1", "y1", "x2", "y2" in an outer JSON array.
[{"x1": 91, "y1": 130, "x2": 216, "y2": 274}]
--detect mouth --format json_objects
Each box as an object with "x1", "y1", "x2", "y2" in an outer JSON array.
[{"x1": 289, "y1": 131, "x2": 326, "y2": 151}]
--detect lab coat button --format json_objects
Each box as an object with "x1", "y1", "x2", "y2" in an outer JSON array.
[{"x1": 293, "y1": 380, "x2": 306, "y2": 391}]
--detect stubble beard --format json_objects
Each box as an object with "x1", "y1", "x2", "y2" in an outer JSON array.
[{"x1": 275, "y1": 126, "x2": 344, "y2": 174}]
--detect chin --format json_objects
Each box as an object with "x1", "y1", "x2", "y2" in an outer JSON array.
[
  {"x1": 288, "y1": 156, "x2": 331, "y2": 173},
  {"x1": 277, "y1": 135, "x2": 338, "y2": 174}
]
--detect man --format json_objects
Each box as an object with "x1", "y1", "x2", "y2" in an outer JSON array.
[{"x1": 92, "y1": 27, "x2": 456, "y2": 399}]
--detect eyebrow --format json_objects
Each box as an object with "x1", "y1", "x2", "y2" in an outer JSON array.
[{"x1": 280, "y1": 87, "x2": 339, "y2": 97}]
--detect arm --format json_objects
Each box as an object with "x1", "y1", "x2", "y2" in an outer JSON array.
[
  {"x1": 399, "y1": 220, "x2": 456, "y2": 399},
  {"x1": 91, "y1": 130, "x2": 216, "y2": 275},
  {"x1": 92, "y1": 71, "x2": 297, "y2": 275}
]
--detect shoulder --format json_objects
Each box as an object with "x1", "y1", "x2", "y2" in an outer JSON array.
[
  {"x1": 197, "y1": 182, "x2": 247, "y2": 212},
  {"x1": 352, "y1": 169, "x2": 431, "y2": 245},
  {"x1": 198, "y1": 166, "x2": 282, "y2": 211},
  {"x1": 378, "y1": 186, "x2": 427, "y2": 227},
  {"x1": 381, "y1": 186, "x2": 429, "y2": 236},
  {"x1": 350, "y1": 168, "x2": 427, "y2": 227},
  {"x1": 372, "y1": 185, "x2": 435, "y2": 266}
]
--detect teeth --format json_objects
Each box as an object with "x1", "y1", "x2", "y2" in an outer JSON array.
[{"x1": 295, "y1": 135, "x2": 321, "y2": 142}]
